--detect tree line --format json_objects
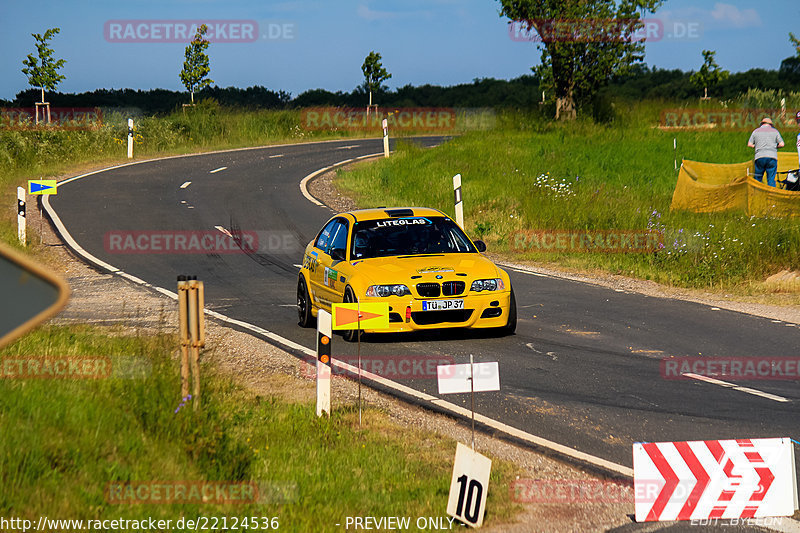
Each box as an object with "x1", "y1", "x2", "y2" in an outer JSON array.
[
  {"x1": 3, "y1": 64, "x2": 798, "y2": 116},
  {"x1": 9, "y1": 9, "x2": 800, "y2": 118}
]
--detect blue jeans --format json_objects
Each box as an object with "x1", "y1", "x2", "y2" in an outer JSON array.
[{"x1": 754, "y1": 157, "x2": 778, "y2": 187}]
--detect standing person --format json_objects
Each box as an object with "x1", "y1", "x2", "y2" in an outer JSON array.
[{"x1": 747, "y1": 117, "x2": 784, "y2": 187}]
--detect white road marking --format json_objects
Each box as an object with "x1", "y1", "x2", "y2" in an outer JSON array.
[
  {"x1": 278, "y1": 304, "x2": 296, "y2": 307},
  {"x1": 510, "y1": 268, "x2": 548, "y2": 277},
  {"x1": 214, "y1": 225, "x2": 232, "y2": 237},
  {"x1": 187, "y1": 206, "x2": 194, "y2": 209},
  {"x1": 44, "y1": 142, "x2": 635, "y2": 481},
  {"x1": 180, "y1": 200, "x2": 187, "y2": 204},
  {"x1": 293, "y1": 264, "x2": 302, "y2": 268},
  {"x1": 269, "y1": 154, "x2": 284, "y2": 158},
  {"x1": 117, "y1": 271, "x2": 147, "y2": 285},
  {"x1": 299, "y1": 152, "x2": 384, "y2": 207},
  {"x1": 683, "y1": 373, "x2": 790, "y2": 403},
  {"x1": 771, "y1": 320, "x2": 782, "y2": 323},
  {"x1": 209, "y1": 166, "x2": 227, "y2": 173},
  {"x1": 336, "y1": 145, "x2": 361, "y2": 150},
  {"x1": 180, "y1": 181, "x2": 192, "y2": 189},
  {"x1": 710, "y1": 307, "x2": 720, "y2": 310}
]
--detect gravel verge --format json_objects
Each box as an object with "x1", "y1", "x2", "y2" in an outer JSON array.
[{"x1": 20, "y1": 168, "x2": 634, "y2": 532}]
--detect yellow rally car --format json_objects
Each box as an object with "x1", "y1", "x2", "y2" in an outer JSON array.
[{"x1": 297, "y1": 207, "x2": 516, "y2": 340}]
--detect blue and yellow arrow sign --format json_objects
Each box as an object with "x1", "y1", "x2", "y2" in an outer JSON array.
[
  {"x1": 332, "y1": 303, "x2": 389, "y2": 330},
  {"x1": 28, "y1": 180, "x2": 58, "y2": 195}
]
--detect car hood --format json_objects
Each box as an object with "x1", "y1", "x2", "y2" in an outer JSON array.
[{"x1": 347, "y1": 253, "x2": 501, "y2": 285}]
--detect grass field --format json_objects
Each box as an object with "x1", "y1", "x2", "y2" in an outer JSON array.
[
  {"x1": 338, "y1": 101, "x2": 800, "y2": 290},
  {"x1": 0, "y1": 325, "x2": 519, "y2": 529},
  {"x1": 0, "y1": 103, "x2": 491, "y2": 252},
  {"x1": 0, "y1": 102, "x2": 524, "y2": 529},
  {"x1": 1, "y1": 94, "x2": 797, "y2": 526}
]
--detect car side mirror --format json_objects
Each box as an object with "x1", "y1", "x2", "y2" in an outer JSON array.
[
  {"x1": 330, "y1": 247, "x2": 346, "y2": 261},
  {"x1": 474, "y1": 240, "x2": 487, "y2": 253}
]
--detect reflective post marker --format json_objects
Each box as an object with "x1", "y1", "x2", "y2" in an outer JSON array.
[
  {"x1": 316, "y1": 309, "x2": 332, "y2": 417},
  {"x1": 127, "y1": 118, "x2": 134, "y2": 159},
  {"x1": 673, "y1": 138, "x2": 677, "y2": 173},
  {"x1": 382, "y1": 118, "x2": 389, "y2": 158},
  {"x1": 453, "y1": 174, "x2": 464, "y2": 228},
  {"x1": 17, "y1": 187, "x2": 25, "y2": 246}
]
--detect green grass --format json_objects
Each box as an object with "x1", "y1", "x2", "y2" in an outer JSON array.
[
  {"x1": 0, "y1": 325, "x2": 519, "y2": 531},
  {"x1": 337, "y1": 105, "x2": 800, "y2": 289},
  {"x1": 0, "y1": 103, "x2": 493, "y2": 255}
]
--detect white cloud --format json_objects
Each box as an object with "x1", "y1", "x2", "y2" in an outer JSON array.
[
  {"x1": 357, "y1": 4, "x2": 397, "y2": 21},
  {"x1": 710, "y1": 2, "x2": 762, "y2": 28}
]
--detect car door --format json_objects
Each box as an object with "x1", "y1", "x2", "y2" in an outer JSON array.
[
  {"x1": 316, "y1": 218, "x2": 349, "y2": 306},
  {"x1": 308, "y1": 219, "x2": 337, "y2": 307}
]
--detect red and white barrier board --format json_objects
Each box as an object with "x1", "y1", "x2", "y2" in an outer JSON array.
[{"x1": 633, "y1": 438, "x2": 797, "y2": 522}]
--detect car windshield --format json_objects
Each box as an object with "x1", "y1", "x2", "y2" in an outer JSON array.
[{"x1": 350, "y1": 216, "x2": 476, "y2": 260}]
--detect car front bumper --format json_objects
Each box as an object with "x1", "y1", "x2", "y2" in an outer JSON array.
[{"x1": 354, "y1": 290, "x2": 512, "y2": 333}]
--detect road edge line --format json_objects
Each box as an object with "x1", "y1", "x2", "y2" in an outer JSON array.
[
  {"x1": 293, "y1": 150, "x2": 635, "y2": 479},
  {"x1": 41, "y1": 142, "x2": 635, "y2": 482},
  {"x1": 299, "y1": 152, "x2": 385, "y2": 207}
]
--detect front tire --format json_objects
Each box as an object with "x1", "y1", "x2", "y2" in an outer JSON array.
[
  {"x1": 297, "y1": 275, "x2": 314, "y2": 328},
  {"x1": 342, "y1": 286, "x2": 360, "y2": 343},
  {"x1": 500, "y1": 287, "x2": 517, "y2": 335}
]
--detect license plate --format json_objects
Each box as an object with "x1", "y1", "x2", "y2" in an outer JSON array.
[{"x1": 422, "y1": 299, "x2": 464, "y2": 311}]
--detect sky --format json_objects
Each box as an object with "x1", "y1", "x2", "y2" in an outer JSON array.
[{"x1": 1, "y1": 0, "x2": 798, "y2": 101}]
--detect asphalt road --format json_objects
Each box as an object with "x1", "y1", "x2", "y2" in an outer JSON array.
[{"x1": 47, "y1": 136, "x2": 800, "y2": 477}]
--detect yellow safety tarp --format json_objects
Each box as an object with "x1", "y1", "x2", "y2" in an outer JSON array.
[{"x1": 671, "y1": 153, "x2": 800, "y2": 217}]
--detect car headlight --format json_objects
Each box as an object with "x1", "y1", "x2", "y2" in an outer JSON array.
[
  {"x1": 470, "y1": 278, "x2": 505, "y2": 292},
  {"x1": 365, "y1": 284, "x2": 411, "y2": 297}
]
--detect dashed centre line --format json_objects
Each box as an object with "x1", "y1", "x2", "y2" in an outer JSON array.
[
  {"x1": 209, "y1": 166, "x2": 228, "y2": 173},
  {"x1": 179, "y1": 181, "x2": 192, "y2": 189}
]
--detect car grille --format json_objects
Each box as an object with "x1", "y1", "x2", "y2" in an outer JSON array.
[
  {"x1": 442, "y1": 281, "x2": 465, "y2": 296},
  {"x1": 411, "y1": 310, "x2": 473, "y2": 325},
  {"x1": 416, "y1": 282, "x2": 440, "y2": 298}
]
